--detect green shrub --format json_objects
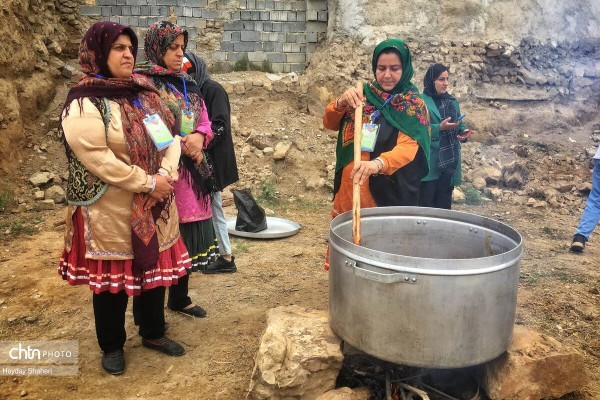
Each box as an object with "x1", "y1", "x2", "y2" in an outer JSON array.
[
  {"x1": 0, "y1": 184, "x2": 14, "y2": 212},
  {"x1": 463, "y1": 187, "x2": 484, "y2": 206}
]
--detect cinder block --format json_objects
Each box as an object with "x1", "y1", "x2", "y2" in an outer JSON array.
[
  {"x1": 255, "y1": 22, "x2": 263, "y2": 31},
  {"x1": 265, "y1": 1, "x2": 274, "y2": 9},
  {"x1": 80, "y1": 6, "x2": 101, "y2": 16},
  {"x1": 224, "y1": 20, "x2": 244, "y2": 30},
  {"x1": 230, "y1": 10, "x2": 241, "y2": 20},
  {"x1": 294, "y1": 1, "x2": 307, "y2": 11},
  {"x1": 270, "y1": 62, "x2": 285, "y2": 73},
  {"x1": 241, "y1": 31, "x2": 260, "y2": 42},
  {"x1": 156, "y1": 0, "x2": 177, "y2": 5},
  {"x1": 267, "y1": 53, "x2": 286, "y2": 63},
  {"x1": 287, "y1": 11, "x2": 297, "y2": 22},
  {"x1": 283, "y1": 1, "x2": 292, "y2": 11},
  {"x1": 274, "y1": 1, "x2": 284, "y2": 11},
  {"x1": 272, "y1": 22, "x2": 282, "y2": 32},
  {"x1": 231, "y1": 32, "x2": 241, "y2": 41},
  {"x1": 192, "y1": 7, "x2": 202, "y2": 17},
  {"x1": 220, "y1": 41, "x2": 234, "y2": 52},
  {"x1": 307, "y1": 21, "x2": 327, "y2": 33},
  {"x1": 227, "y1": 52, "x2": 249, "y2": 62},
  {"x1": 306, "y1": 10, "x2": 318, "y2": 21},
  {"x1": 256, "y1": 0, "x2": 266, "y2": 10},
  {"x1": 252, "y1": 11, "x2": 261, "y2": 20},
  {"x1": 286, "y1": 53, "x2": 305, "y2": 63},
  {"x1": 317, "y1": 11, "x2": 328, "y2": 22},
  {"x1": 248, "y1": 51, "x2": 267, "y2": 62},
  {"x1": 273, "y1": 42, "x2": 283, "y2": 52},
  {"x1": 239, "y1": 0, "x2": 247, "y2": 9},
  {"x1": 260, "y1": 11, "x2": 270, "y2": 20},
  {"x1": 241, "y1": 10, "x2": 252, "y2": 20},
  {"x1": 307, "y1": 0, "x2": 327, "y2": 11},
  {"x1": 95, "y1": 0, "x2": 114, "y2": 6},
  {"x1": 222, "y1": 31, "x2": 233, "y2": 42},
  {"x1": 263, "y1": 22, "x2": 272, "y2": 31},
  {"x1": 243, "y1": 21, "x2": 255, "y2": 30},
  {"x1": 262, "y1": 42, "x2": 274, "y2": 52},
  {"x1": 288, "y1": 22, "x2": 305, "y2": 32},
  {"x1": 203, "y1": 10, "x2": 221, "y2": 19},
  {"x1": 211, "y1": 52, "x2": 227, "y2": 62},
  {"x1": 306, "y1": 32, "x2": 318, "y2": 43},
  {"x1": 234, "y1": 42, "x2": 256, "y2": 52},
  {"x1": 182, "y1": 7, "x2": 192, "y2": 17},
  {"x1": 247, "y1": 0, "x2": 256, "y2": 9},
  {"x1": 297, "y1": 11, "x2": 306, "y2": 22},
  {"x1": 131, "y1": 5, "x2": 141, "y2": 14}
]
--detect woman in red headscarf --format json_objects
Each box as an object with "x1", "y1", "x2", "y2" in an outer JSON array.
[{"x1": 58, "y1": 21, "x2": 190, "y2": 375}]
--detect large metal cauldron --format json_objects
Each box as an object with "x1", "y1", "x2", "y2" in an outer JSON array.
[{"x1": 328, "y1": 207, "x2": 523, "y2": 368}]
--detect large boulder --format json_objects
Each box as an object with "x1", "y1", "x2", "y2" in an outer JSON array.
[
  {"x1": 479, "y1": 325, "x2": 588, "y2": 400},
  {"x1": 247, "y1": 306, "x2": 343, "y2": 400}
]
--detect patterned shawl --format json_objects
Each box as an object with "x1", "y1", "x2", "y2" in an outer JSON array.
[
  {"x1": 335, "y1": 38, "x2": 430, "y2": 175},
  {"x1": 61, "y1": 21, "x2": 176, "y2": 275},
  {"x1": 137, "y1": 21, "x2": 214, "y2": 207}
]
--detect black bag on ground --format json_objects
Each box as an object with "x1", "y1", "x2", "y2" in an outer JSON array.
[{"x1": 232, "y1": 189, "x2": 268, "y2": 232}]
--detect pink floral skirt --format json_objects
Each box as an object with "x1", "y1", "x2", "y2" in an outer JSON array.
[{"x1": 58, "y1": 207, "x2": 191, "y2": 296}]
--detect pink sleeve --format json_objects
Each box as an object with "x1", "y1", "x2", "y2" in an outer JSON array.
[{"x1": 194, "y1": 98, "x2": 213, "y2": 149}]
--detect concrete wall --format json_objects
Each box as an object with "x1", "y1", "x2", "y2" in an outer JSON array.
[
  {"x1": 81, "y1": 0, "x2": 328, "y2": 72},
  {"x1": 331, "y1": 0, "x2": 600, "y2": 46}
]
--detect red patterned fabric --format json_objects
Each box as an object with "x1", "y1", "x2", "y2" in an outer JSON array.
[{"x1": 58, "y1": 208, "x2": 191, "y2": 296}]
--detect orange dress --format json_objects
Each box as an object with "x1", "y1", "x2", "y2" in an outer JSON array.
[{"x1": 323, "y1": 100, "x2": 420, "y2": 218}]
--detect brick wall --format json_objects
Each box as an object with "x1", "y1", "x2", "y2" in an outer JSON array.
[{"x1": 81, "y1": 0, "x2": 328, "y2": 72}]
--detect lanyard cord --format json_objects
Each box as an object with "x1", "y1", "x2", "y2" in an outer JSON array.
[
  {"x1": 166, "y1": 78, "x2": 191, "y2": 109},
  {"x1": 371, "y1": 94, "x2": 397, "y2": 122},
  {"x1": 131, "y1": 97, "x2": 148, "y2": 115}
]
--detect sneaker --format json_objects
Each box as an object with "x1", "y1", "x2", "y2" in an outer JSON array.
[
  {"x1": 202, "y1": 256, "x2": 237, "y2": 274},
  {"x1": 570, "y1": 234, "x2": 586, "y2": 253},
  {"x1": 101, "y1": 350, "x2": 125, "y2": 375},
  {"x1": 142, "y1": 337, "x2": 185, "y2": 356}
]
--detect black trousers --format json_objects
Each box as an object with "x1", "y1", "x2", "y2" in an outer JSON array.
[
  {"x1": 132, "y1": 273, "x2": 191, "y2": 325},
  {"x1": 93, "y1": 287, "x2": 166, "y2": 353},
  {"x1": 419, "y1": 173, "x2": 454, "y2": 210}
]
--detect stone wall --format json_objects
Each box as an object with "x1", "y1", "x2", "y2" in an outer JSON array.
[{"x1": 81, "y1": 0, "x2": 328, "y2": 72}]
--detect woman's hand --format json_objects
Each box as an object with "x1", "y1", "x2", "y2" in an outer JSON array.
[
  {"x1": 181, "y1": 132, "x2": 205, "y2": 164},
  {"x1": 351, "y1": 160, "x2": 380, "y2": 185},
  {"x1": 145, "y1": 174, "x2": 174, "y2": 209},
  {"x1": 440, "y1": 117, "x2": 458, "y2": 131},
  {"x1": 336, "y1": 87, "x2": 365, "y2": 109}
]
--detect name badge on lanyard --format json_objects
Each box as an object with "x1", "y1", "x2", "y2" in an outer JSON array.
[
  {"x1": 361, "y1": 94, "x2": 397, "y2": 152},
  {"x1": 134, "y1": 98, "x2": 174, "y2": 151},
  {"x1": 168, "y1": 78, "x2": 195, "y2": 136}
]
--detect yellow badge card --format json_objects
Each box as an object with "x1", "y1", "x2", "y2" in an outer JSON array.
[
  {"x1": 143, "y1": 113, "x2": 174, "y2": 151},
  {"x1": 361, "y1": 123, "x2": 380, "y2": 152}
]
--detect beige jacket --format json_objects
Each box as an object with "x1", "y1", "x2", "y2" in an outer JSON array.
[{"x1": 62, "y1": 98, "x2": 181, "y2": 260}]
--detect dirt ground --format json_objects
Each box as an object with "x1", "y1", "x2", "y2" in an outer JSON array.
[{"x1": 0, "y1": 72, "x2": 599, "y2": 400}]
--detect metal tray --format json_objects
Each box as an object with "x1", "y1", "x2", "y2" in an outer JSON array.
[{"x1": 226, "y1": 216, "x2": 301, "y2": 239}]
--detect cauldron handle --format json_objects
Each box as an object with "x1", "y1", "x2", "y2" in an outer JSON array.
[{"x1": 352, "y1": 81, "x2": 363, "y2": 245}]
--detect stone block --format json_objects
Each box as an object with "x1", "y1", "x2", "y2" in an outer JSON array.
[
  {"x1": 316, "y1": 387, "x2": 370, "y2": 400},
  {"x1": 317, "y1": 10, "x2": 328, "y2": 22},
  {"x1": 247, "y1": 0, "x2": 256, "y2": 9},
  {"x1": 256, "y1": 0, "x2": 266, "y2": 9},
  {"x1": 260, "y1": 11, "x2": 269, "y2": 20},
  {"x1": 288, "y1": 22, "x2": 306, "y2": 32},
  {"x1": 247, "y1": 306, "x2": 343, "y2": 400},
  {"x1": 252, "y1": 11, "x2": 261, "y2": 20},
  {"x1": 271, "y1": 10, "x2": 287, "y2": 21},
  {"x1": 480, "y1": 325, "x2": 589, "y2": 400},
  {"x1": 289, "y1": 63, "x2": 306, "y2": 72},
  {"x1": 297, "y1": 11, "x2": 306, "y2": 21},
  {"x1": 273, "y1": 1, "x2": 285, "y2": 10},
  {"x1": 156, "y1": 0, "x2": 177, "y2": 5},
  {"x1": 227, "y1": 52, "x2": 249, "y2": 62},
  {"x1": 272, "y1": 22, "x2": 282, "y2": 31},
  {"x1": 101, "y1": 6, "x2": 111, "y2": 16},
  {"x1": 287, "y1": 11, "x2": 297, "y2": 21},
  {"x1": 37, "y1": 200, "x2": 55, "y2": 211},
  {"x1": 220, "y1": 41, "x2": 234, "y2": 52},
  {"x1": 241, "y1": 10, "x2": 252, "y2": 20}
]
